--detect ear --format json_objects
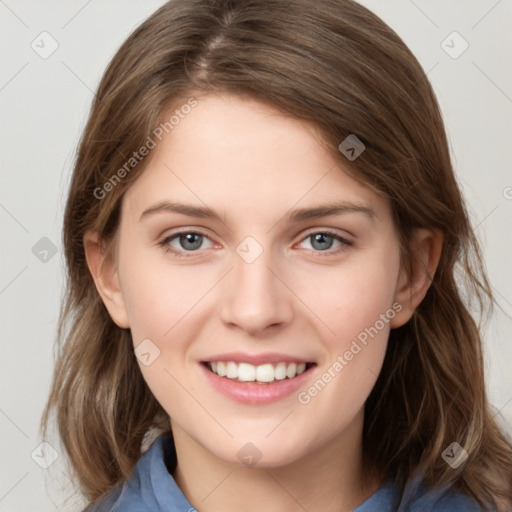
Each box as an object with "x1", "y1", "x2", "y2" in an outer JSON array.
[
  {"x1": 390, "y1": 228, "x2": 443, "y2": 329},
  {"x1": 83, "y1": 230, "x2": 130, "y2": 329}
]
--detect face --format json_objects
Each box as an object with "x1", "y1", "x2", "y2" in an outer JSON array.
[{"x1": 106, "y1": 93, "x2": 407, "y2": 468}]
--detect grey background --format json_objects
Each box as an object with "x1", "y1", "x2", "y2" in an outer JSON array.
[{"x1": 1, "y1": 1, "x2": 511, "y2": 510}]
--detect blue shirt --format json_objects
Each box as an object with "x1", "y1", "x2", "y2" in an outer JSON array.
[{"x1": 86, "y1": 434, "x2": 485, "y2": 512}]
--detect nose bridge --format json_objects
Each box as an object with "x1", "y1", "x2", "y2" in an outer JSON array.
[{"x1": 219, "y1": 235, "x2": 293, "y2": 333}]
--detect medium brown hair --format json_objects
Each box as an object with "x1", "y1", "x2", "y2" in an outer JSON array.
[{"x1": 41, "y1": 0, "x2": 512, "y2": 509}]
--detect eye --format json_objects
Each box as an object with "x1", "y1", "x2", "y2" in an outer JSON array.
[
  {"x1": 159, "y1": 229, "x2": 352, "y2": 258},
  {"x1": 159, "y1": 231, "x2": 214, "y2": 256},
  {"x1": 297, "y1": 230, "x2": 352, "y2": 254}
]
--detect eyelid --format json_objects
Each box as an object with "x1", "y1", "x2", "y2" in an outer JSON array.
[
  {"x1": 159, "y1": 226, "x2": 217, "y2": 244},
  {"x1": 298, "y1": 227, "x2": 353, "y2": 242},
  {"x1": 159, "y1": 227, "x2": 354, "y2": 257},
  {"x1": 158, "y1": 228, "x2": 217, "y2": 257},
  {"x1": 294, "y1": 228, "x2": 353, "y2": 254}
]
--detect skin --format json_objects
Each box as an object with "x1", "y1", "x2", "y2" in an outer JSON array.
[{"x1": 84, "y1": 92, "x2": 442, "y2": 512}]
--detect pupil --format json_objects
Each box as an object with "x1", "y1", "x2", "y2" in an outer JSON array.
[
  {"x1": 312, "y1": 233, "x2": 332, "y2": 251},
  {"x1": 181, "y1": 233, "x2": 202, "y2": 250}
]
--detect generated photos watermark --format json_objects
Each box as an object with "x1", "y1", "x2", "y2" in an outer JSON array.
[
  {"x1": 297, "y1": 301, "x2": 402, "y2": 405},
  {"x1": 93, "y1": 97, "x2": 198, "y2": 200}
]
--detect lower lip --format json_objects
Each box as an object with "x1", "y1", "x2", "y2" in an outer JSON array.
[{"x1": 200, "y1": 363, "x2": 316, "y2": 405}]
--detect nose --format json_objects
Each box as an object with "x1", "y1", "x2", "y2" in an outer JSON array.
[{"x1": 219, "y1": 242, "x2": 294, "y2": 336}]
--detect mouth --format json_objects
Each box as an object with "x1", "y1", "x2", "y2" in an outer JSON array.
[{"x1": 201, "y1": 361, "x2": 317, "y2": 384}]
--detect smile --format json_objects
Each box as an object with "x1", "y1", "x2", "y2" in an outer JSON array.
[
  {"x1": 206, "y1": 361, "x2": 314, "y2": 383},
  {"x1": 200, "y1": 356, "x2": 317, "y2": 404}
]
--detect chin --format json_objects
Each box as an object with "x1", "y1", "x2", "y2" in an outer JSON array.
[{"x1": 210, "y1": 434, "x2": 315, "y2": 470}]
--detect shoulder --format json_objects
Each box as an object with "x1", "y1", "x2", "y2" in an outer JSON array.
[
  {"x1": 84, "y1": 434, "x2": 193, "y2": 512},
  {"x1": 354, "y1": 478, "x2": 489, "y2": 512},
  {"x1": 409, "y1": 487, "x2": 484, "y2": 512},
  {"x1": 403, "y1": 478, "x2": 491, "y2": 512},
  {"x1": 84, "y1": 481, "x2": 145, "y2": 512}
]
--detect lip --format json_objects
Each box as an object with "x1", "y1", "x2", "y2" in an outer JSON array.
[
  {"x1": 203, "y1": 352, "x2": 313, "y2": 366},
  {"x1": 199, "y1": 360, "x2": 317, "y2": 405}
]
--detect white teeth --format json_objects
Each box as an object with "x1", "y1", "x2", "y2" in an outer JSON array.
[
  {"x1": 217, "y1": 361, "x2": 226, "y2": 377},
  {"x1": 286, "y1": 362, "x2": 297, "y2": 379},
  {"x1": 256, "y1": 363, "x2": 274, "y2": 383},
  {"x1": 274, "y1": 362, "x2": 287, "y2": 380},
  {"x1": 238, "y1": 362, "x2": 256, "y2": 382},
  {"x1": 208, "y1": 361, "x2": 311, "y2": 382},
  {"x1": 226, "y1": 361, "x2": 238, "y2": 379}
]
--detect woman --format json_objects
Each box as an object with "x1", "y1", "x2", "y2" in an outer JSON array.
[{"x1": 41, "y1": 1, "x2": 512, "y2": 510}]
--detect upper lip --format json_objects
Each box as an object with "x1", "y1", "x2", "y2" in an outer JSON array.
[{"x1": 202, "y1": 352, "x2": 315, "y2": 366}]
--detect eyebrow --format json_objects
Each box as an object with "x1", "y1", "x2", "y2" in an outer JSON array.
[{"x1": 139, "y1": 200, "x2": 376, "y2": 223}]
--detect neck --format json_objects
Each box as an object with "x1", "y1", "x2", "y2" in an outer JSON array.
[{"x1": 171, "y1": 410, "x2": 382, "y2": 512}]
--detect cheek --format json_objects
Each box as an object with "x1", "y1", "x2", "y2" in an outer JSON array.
[
  {"x1": 298, "y1": 252, "x2": 400, "y2": 346},
  {"x1": 120, "y1": 243, "x2": 214, "y2": 343},
  {"x1": 294, "y1": 252, "x2": 399, "y2": 405}
]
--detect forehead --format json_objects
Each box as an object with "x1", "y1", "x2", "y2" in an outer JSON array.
[{"x1": 122, "y1": 93, "x2": 389, "y2": 224}]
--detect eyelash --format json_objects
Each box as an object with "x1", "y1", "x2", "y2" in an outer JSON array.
[{"x1": 158, "y1": 229, "x2": 353, "y2": 258}]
